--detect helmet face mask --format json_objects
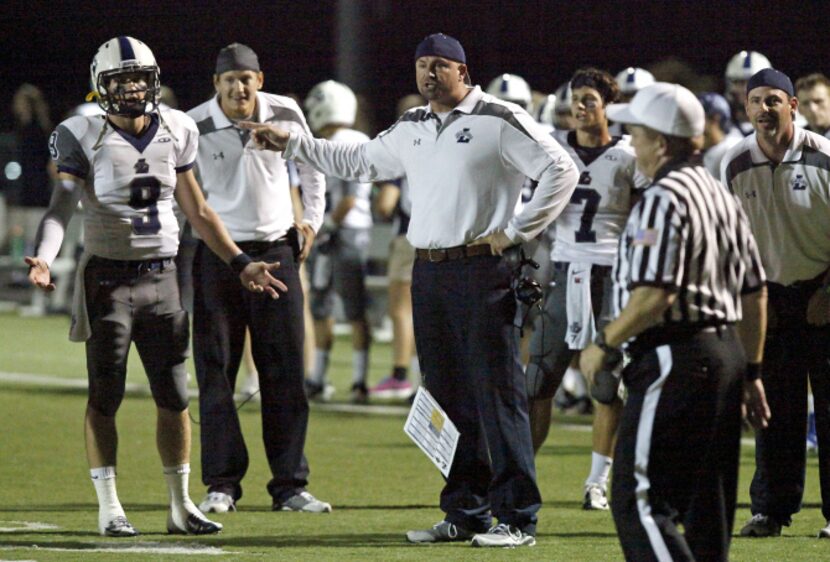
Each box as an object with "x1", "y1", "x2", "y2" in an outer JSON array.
[{"x1": 91, "y1": 36, "x2": 161, "y2": 117}]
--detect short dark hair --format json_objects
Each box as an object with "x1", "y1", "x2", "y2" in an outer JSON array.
[
  {"x1": 795, "y1": 73, "x2": 830, "y2": 94},
  {"x1": 641, "y1": 126, "x2": 703, "y2": 161},
  {"x1": 570, "y1": 68, "x2": 620, "y2": 106}
]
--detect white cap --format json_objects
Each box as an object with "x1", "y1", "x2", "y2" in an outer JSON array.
[
  {"x1": 606, "y1": 82, "x2": 704, "y2": 138},
  {"x1": 615, "y1": 67, "x2": 655, "y2": 94}
]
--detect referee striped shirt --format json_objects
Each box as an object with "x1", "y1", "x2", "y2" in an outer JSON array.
[{"x1": 613, "y1": 161, "x2": 766, "y2": 335}]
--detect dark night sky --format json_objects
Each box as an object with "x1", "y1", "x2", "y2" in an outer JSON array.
[{"x1": 1, "y1": 0, "x2": 827, "y2": 132}]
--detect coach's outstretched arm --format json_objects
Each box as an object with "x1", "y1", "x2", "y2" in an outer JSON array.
[{"x1": 241, "y1": 122, "x2": 405, "y2": 183}]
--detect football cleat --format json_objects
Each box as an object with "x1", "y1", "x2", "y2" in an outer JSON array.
[
  {"x1": 100, "y1": 515, "x2": 139, "y2": 537},
  {"x1": 167, "y1": 507, "x2": 223, "y2": 535},
  {"x1": 583, "y1": 483, "x2": 610, "y2": 511}
]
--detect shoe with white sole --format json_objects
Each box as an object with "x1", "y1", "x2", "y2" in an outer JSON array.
[
  {"x1": 273, "y1": 491, "x2": 332, "y2": 513},
  {"x1": 100, "y1": 515, "x2": 139, "y2": 537},
  {"x1": 583, "y1": 483, "x2": 609, "y2": 510},
  {"x1": 199, "y1": 491, "x2": 236, "y2": 514},
  {"x1": 471, "y1": 523, "x2": 536, "y2": 547},
  {"x1": 406, "y1": 520, "x2": 476, "y2": 543},
  {"x1": 167, "y1": 506, "x2": 223, "y2": 535},
  {"x1": 818, "y1": 520, "x2": 830, "y2": 538},
  {"x1": 740, "y1": 513, "x2": 782, "y2": 537}
]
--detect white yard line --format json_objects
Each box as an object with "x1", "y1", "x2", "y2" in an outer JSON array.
[{"x1": 0, "y1": 542, "x2": 230, "y2": 556}]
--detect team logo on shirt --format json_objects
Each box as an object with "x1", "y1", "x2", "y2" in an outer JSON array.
[
  {"x1": 455, "y1": 128, "x2": 473, "y2": 143},
  {"x1": 48, "y1": 131, "x2": 59, "y2": 160},
  {"x1": 791, "y1": 174, "x2": 807, "y2": 191}
]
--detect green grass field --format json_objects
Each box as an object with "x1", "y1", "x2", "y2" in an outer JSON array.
[{"x1": 0, "y1": 312, "x2": 828, "y2": 560}]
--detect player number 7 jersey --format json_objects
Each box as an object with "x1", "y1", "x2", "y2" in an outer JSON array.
[{"x1": 550, "y1": 133, "x2": 647, "y2": 266}]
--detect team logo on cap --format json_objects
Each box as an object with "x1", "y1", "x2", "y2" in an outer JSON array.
[{"x1": 455, "y1": 128, "x2": 473, "y2": 143}]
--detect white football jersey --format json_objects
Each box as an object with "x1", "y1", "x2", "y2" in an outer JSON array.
[
  {"x1": 49, "y1": 109, "x2": 198, "y2": 260},
  {"x1": 328, "y1": 128, "x2": 373, "y2": 230},
  {"x1": 551, "y1": 133, "x2": 648, "y2": 265}
]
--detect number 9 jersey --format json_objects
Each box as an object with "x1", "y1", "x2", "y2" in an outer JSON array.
[
  {"x1": 48, "y1": 109, "x2": 198, "y2": 260},
  {"x1": 550, "y1": 131, "x2": 649, "y2": 266}
]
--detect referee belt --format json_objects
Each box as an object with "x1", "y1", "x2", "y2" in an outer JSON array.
[
  {"x1": 415, "y1": 244, "x2": 492, "y2": 263},
  {"x1": 629, "y1": 322, "x2": 732, "y2": 356}
]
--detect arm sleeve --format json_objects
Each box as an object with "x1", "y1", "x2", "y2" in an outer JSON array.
[
  {"x1": 284, "y1": 129, "x2": 405, "y2": 184},
  {"x1": 626, "y1": 188, "x2": 687, "y2": 290},
  {"x1": 33, "y1": 178, "x2": 82, "y2": 266},
  {"x1": 49, "y1": 124, "x2": 89, "y2": 179},
  {"x1": 175, "y1": 116, "x2": 199, "y2": 172},
  {"x1": 734, "y1": 196, "x2": 767, "y2": 293},
  {"x1": 498, "y1": 113, "x2": 579, "y2": 242}
]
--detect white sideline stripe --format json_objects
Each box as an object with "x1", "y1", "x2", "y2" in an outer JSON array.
[
  {"x1": 0, "y1": 370, "x2": 759, "y2": 445},
  {"x1": 0, "y1": 542, "x2": 229, "y2": 555},
  {"x1": 0, "y1": 521, "x2": 60, "y2": 532},
  {"x1": 633, "y1": 345, "x2": 673, "y2": 562}
]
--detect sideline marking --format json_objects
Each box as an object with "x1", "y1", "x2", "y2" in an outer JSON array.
[
  {"x1": 0, "y1": 521, "x2": 60, "y2": 532},
  {"x1": 0, "y1": 542, "x2": 230, "y2": 556}
]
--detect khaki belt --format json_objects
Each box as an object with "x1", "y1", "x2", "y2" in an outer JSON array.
[{"x1": 415, "y1": 244, "x2": 492, "y2": 263}]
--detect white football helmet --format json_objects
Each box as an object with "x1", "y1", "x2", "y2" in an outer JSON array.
[
  {"x1": 90, "y1": 36, "x2": 160, "y2": 116},
  {"x1": 304, "y1": 80, "x2": 357, "y2": 133},
  {"x1": 553, "y1": 82, "x2": 572, "y2": 114},
  {"x1": 615, "y1": 67, "x2": 655, "y2": 94},
  {"x1": 486, "y1": 74, "x2": 532, "y2": 108},
  {"x1": 533, "y1": 93, "x2": 557, "y2": 126},
  {"x1": 725, "y1": 51, "x2": 772, "y2": 82}
]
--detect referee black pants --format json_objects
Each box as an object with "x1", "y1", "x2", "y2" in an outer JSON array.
[
  {"x1": 192, "y1": 241, "x2": 310, "y2": 504},
  {"x1": 611, "y1": 327, "x2": 743, "y2": 562},
  {"x1": 749, "y1": 281, "x2": 830, "y2": 523},
  {"x1": 412, "y1": 253, "x2": 541, "y2": 535}
]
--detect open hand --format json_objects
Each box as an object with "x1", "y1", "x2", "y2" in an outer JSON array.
[
  {"x1": 295, "y1": 222, "x2": 316, "y2": 262},
  {"x1": 238, "y1": 121, "x2": 291, "y2": 151},
  {"x1": 471, "y1": 230, "x2": 515, "y2": 256},
  {"x1": 25, "y1": 256, "x2": 55, "y2": 292},
  {"x1": 240, "y1": 261, "x2": 288, "y2": 299},
  {"x1": 742, "y1": 379, "x2": 771, "y2": 430}
]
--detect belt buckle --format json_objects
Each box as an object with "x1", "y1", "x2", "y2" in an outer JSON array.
[{"x1": 427, "y1": 248, "x2": 445, "y2": 263}]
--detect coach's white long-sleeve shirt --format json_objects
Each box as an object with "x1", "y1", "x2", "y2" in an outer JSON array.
[
  {"x1": 189, "y1": 92, "x2": 325, "y2": 241},
  {"x1": 284, "y1": 86, "x2": 578, "y2": 249}
]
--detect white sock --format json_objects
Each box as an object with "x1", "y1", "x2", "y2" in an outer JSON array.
[
  {"x1": 352, "y1": 350, "x2": 369, "y2": 386},
  {"x1": 164, "y1": 463, "x2": 198, "y2": 520},
  {"x1": 409, "y1": 355, "x2": 421, "y2": 378},
  {"x1": 91, "y1": 466, "x2": 125, "y2": 531},
  {"x1": 563, "y1": 367, "x2": 588, "y2": 398},
  {"x1": 586, "y1": 452, "x2": 613, "y2": 487},
  {"x1": 311, "y1": 350, "x2": 330, "y2": 385}
]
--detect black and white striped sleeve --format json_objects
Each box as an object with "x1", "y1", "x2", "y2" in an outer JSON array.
[
  {"x1": 626, "y1": 187, "x2": 687, "y2": 290},
  {"x1": 734, "y1": 197, "x2": 766, "y2": 293}
]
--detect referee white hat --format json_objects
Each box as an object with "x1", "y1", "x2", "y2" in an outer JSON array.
[{"x1": 606, "y1": 82, "x2": 704, "y2": 138}]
